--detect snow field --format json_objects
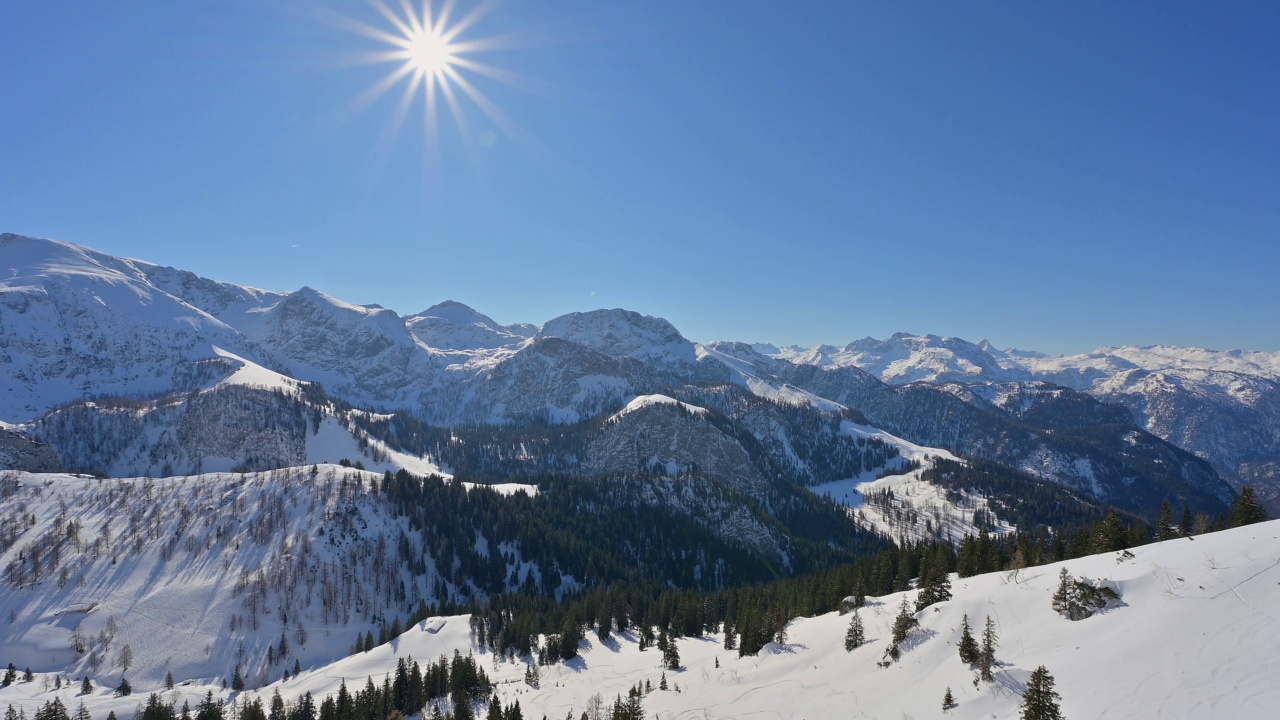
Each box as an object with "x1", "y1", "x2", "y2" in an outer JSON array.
[{"x1": 7, "y1": 516, "x2": 1276, "y2": 719}]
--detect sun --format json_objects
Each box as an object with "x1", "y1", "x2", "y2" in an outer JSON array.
[
  {"x1": 404, "y1": 27, "x2": 454, "y2": 75},
  {"x1": 324, "y1": 0, "x2": 525, "y2": 158}
]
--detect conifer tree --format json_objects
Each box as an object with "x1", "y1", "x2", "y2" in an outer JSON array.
[
  {"x1": 957, "y1": 614, "x2": 979, "y2": 665},
  {"x1": 1230, "y1": 487, "x2": 1269, "y2": 527},
  {"x1": 114, "y1": 677, "x2": 131, "y2": 697},
  {"x1": 844, "y1": 609, "x2": 865, "y2": 651},
  {"x1": 1179, "y1": 505, "x2": 1193, "y2": 537},
  {"x1": 1051, "y1": 568, "x2": 1072, "y2": 615},
  {"x1": 22, "y1": 669, "x2": 33, "y2": 684},
  {"x1": 165, "y1": 671, "x2": 175, "y2": 691},
  {"x1": 269, "y1": 690, "x2": 285, "y2": 720},
  {"x1": 196, "y1": 691, "x2": 223, "y2": 720},
  {"x1": 1156, "y1": 500, "x2": 1174, "y2": 541},
  {"x1": 663, "y1": 636, "x2": 681, "y2": 670},
  {"x1": 942, "y1": 686, "x2": 957, "y2": 712},
  {"x1": 979, "y1": 616, "x2": 998, "y2": 682},
  {"x1": 891, "y1": 595, "x2": 916, "y2": 647},
  {"x1": 1020, "y1": 666, "x2": 1064, "y2": 720},
  {"x1": 80, "y1": 676, "x2": 92, "y2": 695}
]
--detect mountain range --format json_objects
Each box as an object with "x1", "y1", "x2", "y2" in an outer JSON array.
[{"x1": 2, "y1": 231, "x2": 1275, "y2": 519}]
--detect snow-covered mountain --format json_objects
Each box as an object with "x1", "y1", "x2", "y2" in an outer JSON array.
[
  {"x1": 772, "y1": 332, "x2": 1280, "y2": 386},
  {"x1": 768, "y1": 332, "x2": 1280, "y2": 511},
  {"x1": 0, "y1": 232, "x2": 1262, "y2": 517},
  {"x1": 405, "y1": 300, "x2": 535, "y2": 354},
  {"x1": 538, "y1": 309, "x2": 699, "y2": 366},
  {"x1": 0, "y1": 234, "x2": 252, "y2": 422}
]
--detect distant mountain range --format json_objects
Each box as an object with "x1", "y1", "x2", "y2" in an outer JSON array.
[{"x1": 2, "y1": 231, "x2": 1275, "y2": 520}]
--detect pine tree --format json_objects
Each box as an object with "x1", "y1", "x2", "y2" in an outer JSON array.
[
  {"x1": 1051, "y1": 568, "x2": 1072, "y2": 615},
  {"x1": 114, "y1": 677, "x2": 131, "y2": 697},
  {"x1": 663, "y1": 636, "x2": 681, "y2": 670},
  {"x1": 979, "y1": 616, "x2": 998, "y2": 682},
  {"x1": 1179, "y1": 505, "x2": 1193, "y2": 537},
  {"x1": 1155, "y1": 500, "x2": 1174, "y2": 541},
  {"x1": 269, "y1": 691, "x2": 285, "y2": 720},
  {"x1": 844, "y1": 610, "x2": 865, "y2": 651},
  {"x1": 1020, "y1": 666, "x2": 1063, "y2": 720},
  {"x1": 1230, "y1": 487, "x2": 1269, "y2": 527},
  {"x1": 942, "y1": 686, "x2": 957, "y2": 712},
  {"x1": 891, "y1": 595, "x2": 916, "y2": 647},
  {"x1": 196, "y1": 691, "x2": 223, "y2": 720},
  {"x1": 882, "y1": 595, "x2": 918, "y2": 663},
  {"x1": 231, "y1": 666, "x2": 245, "y2": 692},
  {"x1": 165, "y1": 671, "x2": 175, "y2": 691},
  {"x1": 1, "y1": 664, "x2": 14, "y2": 687},
  {"x1": 917, "y1": 565, "x2": 953, "y2": 611},
  {"x1": 80, "y1": 676, "x2": 92, "y2": 696},
  {"x1": 957, "y1": 614, "x2": 979, "y2": 665},
  {"x1": 22, "y1": 669, "x2": 33, "y2": 684}
]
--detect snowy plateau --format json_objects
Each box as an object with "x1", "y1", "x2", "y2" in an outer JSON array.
[{"x1": 2, "y1": 232, "x2": 1279, "y2": 718}]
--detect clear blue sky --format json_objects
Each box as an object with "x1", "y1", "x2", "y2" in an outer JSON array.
[{"x1": 3, "y1": 1, "x2": 1277, "y2": 354}]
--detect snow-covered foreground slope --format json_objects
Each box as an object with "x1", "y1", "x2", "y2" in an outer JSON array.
[{"x1": 5, "y1": 520, "x2": 1276, "y2": 719}]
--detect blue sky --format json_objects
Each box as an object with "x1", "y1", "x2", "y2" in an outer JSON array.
[{"x1": 2, "y1": 1, "x2": 1277, "y2": 354}]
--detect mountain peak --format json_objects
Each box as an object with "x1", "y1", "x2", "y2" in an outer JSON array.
[
  {"x1": 414, "y1": 300, "x2": 500, "y2": 327},
  {"x1": 539, "y1": 309, "x2": 697, "y2": 364}
]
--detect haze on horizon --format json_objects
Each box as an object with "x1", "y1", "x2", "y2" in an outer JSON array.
[{"x1": 1, "y1": 1, "x2": 1277, "y2": 355}]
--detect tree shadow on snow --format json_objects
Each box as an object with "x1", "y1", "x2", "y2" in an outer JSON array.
[{"x1": 898, "y1": 628, "x2": 938, "y2": 655}]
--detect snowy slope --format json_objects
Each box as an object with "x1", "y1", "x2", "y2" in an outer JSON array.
[
  {"x1": 7, "y1": 518, "x2": 1276, "y2": 719},
  {"x1": 0, "y1": 234, "x2": 250, "y2": 422},
  {"x1": 405, "y1": 300, "x2": 535, "y2": 353},
  {"x1": 807, "y1": 423, "x2": 1012, "y2": 544},
  {"x1": 607, "y1": 394, "x2": 707, "y2": 422},
  {"x1": 0, "y1": 467, "x2": 441, "y2": 690},
  {"x1": 539, "y1": 309, "x2": 698, "y2": 365},
  {"x1": 0, "y1": 462, "x2": 533, "y2": 696}
]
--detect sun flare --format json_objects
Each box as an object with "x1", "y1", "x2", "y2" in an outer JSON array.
[{"x1": 327, "y1": 0, "x2": 525, "y2": 158}]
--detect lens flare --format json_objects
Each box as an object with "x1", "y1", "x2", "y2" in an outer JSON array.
[{"x1": 326, "y1": 0, "x2": 528, "y2": 159}]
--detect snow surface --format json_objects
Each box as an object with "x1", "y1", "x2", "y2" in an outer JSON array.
[
  {"x1": 607, "y1": 394, "x2": 708, "y2": 422},
  {"x1": 6, "y1": 517, "x2": 1277, "y2": 719},
  {"x1": 209, "y1": 347, "x2": 299, "y2": 394},
  {"x1": 808, "y1": 423, "x2": 1006, "y2": 544},
  {"x1": 538, "y1": 309, "x2": 698, "y2": 365},
  {"x1": 0, "y1": 464, "x2": 530, "y2": 702}
]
